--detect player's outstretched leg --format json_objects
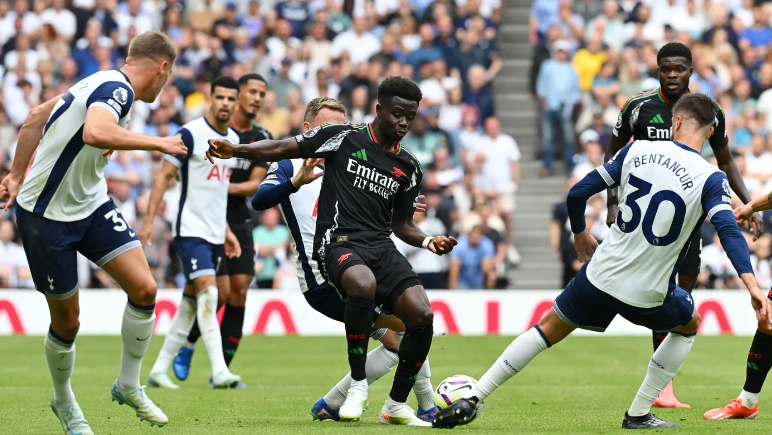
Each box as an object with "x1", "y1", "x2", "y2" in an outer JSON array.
[
  {"x1": 379, "y1": 285, "x2": 434, "y2": 427},
  {"x1": 623, "y1": 313, "x2": 701, "y2": 429},
  {"x1": 102, "y1": 248, "x2": 168, "y2": 427},
  {"x1": 433, "y1": 309, "x2": 573, "y2": 429},
  {"x1": 651, "y1": 273, "x2": 698, "y2": 409},
  {"x1": 46, "y1": 294, "x2": 94, "y2": 435},
  {"x1": 704, "y1": 322, "x2": 772, "y2": 420}
]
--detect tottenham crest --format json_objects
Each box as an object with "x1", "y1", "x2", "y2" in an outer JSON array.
[
  {"x1": 722, "y1": 178, "x2": 730, "y2": 196},
  {"x1": 113, "y1": 87, "x2": 129, "y2": 105}
]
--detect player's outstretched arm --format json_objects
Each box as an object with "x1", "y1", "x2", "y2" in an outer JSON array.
[
  {"x1": 228, "y1": 166, "x2": 268, "y2": 196},
  {"x1": 139, "y1": 160, "x2": 177, "y2": 246},
  {"x1": 735, "y1": 190, "x2": 772, "y2": 228},
  {"x1": 83, "y1": 107, "x2": 187, "y2": 156},
  {"x1": 206, "y1": 137, "x2": 302, "y2": 163},
  {"x1": 208, "y1": 123, "x2": 354, "y2": 163},
  {"x1": 391, "y1": 209, "x2": 458, "y2": 255},
  {"x1": 0, "y1": 94, "x2": 63, "y2": 210}
]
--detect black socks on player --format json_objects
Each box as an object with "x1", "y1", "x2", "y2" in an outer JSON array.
[
  {"x1": 344, "y1": 294, "x2": 375, "y2": 381},
  {"x1": 221, "y1": 304, "x2": 245, "y2": 366},
  {"x1": 185, "y1": 304, "x2": 245, "y2": 367},
  {"x1": 744, "y1": 330, "x2": 772, "y2": 394},
  {"x1": 652, "y1": 331, "x2": 668, "y2": 351},
  {"x1": 187, "y1": 320, "x2": 202, "y2": 344},
  {"x1": 390, "y1": 324, "x2": 433, "y2": 403}
]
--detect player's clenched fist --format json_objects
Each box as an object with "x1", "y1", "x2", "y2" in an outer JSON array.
[
  {"x1": 429, "y1": 236, "x2": 458, "y2": 255},
  {"x1": 206, "y1": 139, "x2": 235, "y2": 162},
  {"x1": 157, "y1": 135, "x2": 187, "y2": 156}
]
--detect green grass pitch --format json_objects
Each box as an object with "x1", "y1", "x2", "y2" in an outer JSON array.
[{"x1": 1, "y1": 335, "x2": 767, "y2": 434}]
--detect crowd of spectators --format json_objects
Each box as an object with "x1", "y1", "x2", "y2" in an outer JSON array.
[
  {"x1": 540, "y1": 0, "x2": 772, "y2": 289},
  {"x1": 0, "y1": 0, "x2": 520, "y2": 291}
]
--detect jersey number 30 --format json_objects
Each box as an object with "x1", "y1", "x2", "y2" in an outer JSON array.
[{"x1": 617, "y1": 175, "x2": 686, "y2": 247}]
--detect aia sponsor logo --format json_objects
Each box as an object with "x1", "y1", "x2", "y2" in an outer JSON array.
[
  {"x1": 338, "y1": 253, "x2": 352, "y2": 265},
  {"x1": 391, "y1": 167, "x2": 406, "y2": 178}
]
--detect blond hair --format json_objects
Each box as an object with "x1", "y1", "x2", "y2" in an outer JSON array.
[
  {"x1": 303, "y1": 97, "x2": 346, "y2": 122},
  {"x1": 128, "y1": 31, "x2": 177, "y2": 63}
]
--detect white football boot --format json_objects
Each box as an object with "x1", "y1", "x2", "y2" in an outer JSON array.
[
  {"x1": 379, "y1": 397, "x2": 432, "y2": 426},
  {"x1": 147, "y1": 371, "x2": 179, "y2": 389},
  {"x1": 211, "y1": 369, "x2": 241, "y2": 388},
  {"x1": 111, "y1": 380, "x2": 169, "y2": 427},
  {"x1": 339, "y1": 379, "x2": 369, "y2": 422},
  {"x1": 51, "y1": 397, "x2": 94, "y2": 435}
]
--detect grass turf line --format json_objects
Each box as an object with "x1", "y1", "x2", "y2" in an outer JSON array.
[{"x1": 0, "y1": 335, "x2": 765, "y2": 434}]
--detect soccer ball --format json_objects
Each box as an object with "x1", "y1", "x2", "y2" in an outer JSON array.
[{"x1": 433, "y1": 375, "x2": 485, "y2": 423}]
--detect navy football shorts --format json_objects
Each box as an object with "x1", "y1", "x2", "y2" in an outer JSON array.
[
  {"x1": 16, "y1": 199, "x2": 140, "y2": 299},
  {"x1": 554, "y1": 262, "x2": 695, "y2": 333}
]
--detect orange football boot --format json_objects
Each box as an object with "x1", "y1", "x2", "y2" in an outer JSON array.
[
  {"x1": 652, "y1": 381, "x2": 691, "y2": 408},
  {"x1": 704, "y1": 398, "x2": 758, "y2": 420}
]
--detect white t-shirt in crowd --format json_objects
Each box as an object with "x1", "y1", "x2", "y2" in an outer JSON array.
[
  {"x1": 331, "y1": 30, "x2": 381, "y2": 67},
  {"x1": 470, "y1": 133, "x2": 521, "y2": 193},
  {"x1": 40, "y1": 7, "x2": 77, "y2": 38},
  {"x1": 745, "y1": 151, "x2": 772, "y2": 175}
]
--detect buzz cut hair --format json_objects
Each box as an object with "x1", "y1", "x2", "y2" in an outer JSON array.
[
  {"x1": 377, "y1": 76, "x2": 423, "y2": 104},
  {"x1": 127, "y1": 31, "x2": 177, "y2": 63},
  {"x1": 238, "y1": 73, "x2": 267, "y2": 86},
  {"x1": 657, "y1": 42, "x2": 692, "y2": 65},
  {"x1": 303, "y1": 97, "x2": 346, "y2": 122},
  {"x1": 672, "y1": 93, "x2": 719, "y2": 131}
]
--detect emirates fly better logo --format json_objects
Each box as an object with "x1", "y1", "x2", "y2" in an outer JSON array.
[{"x1": 347, "y1": 158, "x2": 401, "y2": 200}]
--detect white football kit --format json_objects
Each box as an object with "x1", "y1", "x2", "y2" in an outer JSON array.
[
  {"x1": 556, "y1": 140, "x2": 753, "y2": 332},
  {"x1": 18, "y1": 70, "x2": 134, "y2": 221}
]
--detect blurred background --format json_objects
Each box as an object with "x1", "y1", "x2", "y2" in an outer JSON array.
[{"x1": 0, "y1": 0, "x2": 770, "y2": 293}]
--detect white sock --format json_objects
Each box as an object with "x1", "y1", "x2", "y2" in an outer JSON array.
[
  {"x1": 183, "y1": 340, "x2": 196, "y2": 350},
  {"x1": 45, "y1": 331, "x2": 76, "y2": 407},
  {"x1": 414, "y1": 357, "x2": 435, "y2": 410},
  {"x1": 739, "y1": 390, "x2": 760, "y2": 408},
  {"x1": 323, "y1": 345, "x2": 400, "y2": 409},
  {"x1": 118, "y1": 302, "x2": 155, "y2": 389},
  {"x1": 151, "y1": 295, "x2": 196, "y2": 374},
  {"x1": 473, "y1": 327, "x2": 550, "y2": 400},
  {"x1": 628, "y1": 332, "x2": 695, "y2": 417},
  {"x1": 197, "y1": 285, "x2": 228, "y2": 376}
]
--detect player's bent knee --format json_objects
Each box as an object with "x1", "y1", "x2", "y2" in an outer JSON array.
[
  {"x1": 54, "y1": 316, "x2": 80, "y2": 338},
  {"x1": 227, "y1": 288, "x2": 247, "y2": 306},
  {"x1": 758, "y1": 320, "x2": 772, "y2": 335},
  {"x1": 341, "y1": 267, "x2": 377, "y2": 297},
  {"x1": 676, "y1": 312, "x2": 701, "y2": 335},
  {"x1": 129, "y1": 279, "x2": 157, "y2": 306}
]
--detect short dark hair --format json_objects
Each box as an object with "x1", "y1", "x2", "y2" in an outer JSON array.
[
  {"x1": 672, "y1": 93, "x2": 719, "y2": 131},
  {"x1": 211, "y1": 76, "x2": 239, "y2": 94},
  {"x1": 657, "y1": 42, "x2": 692, "y2": 65},
  {"x1": 238, "y1": 73, "x2": 267, "y2": 86},
  {"x1": 377, "y1": 76, "x2": 423, "y2": 104}
]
